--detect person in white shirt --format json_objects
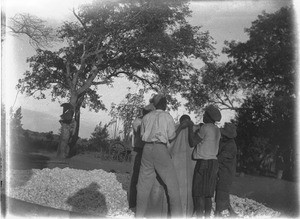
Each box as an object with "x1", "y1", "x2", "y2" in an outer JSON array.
[
  {"x1": 128, "y1": 104, "x2": 155, "y2": 210},
  {"x1": 188, "y1": 105, "x2": 222, "y2": 218},
  {"x1": 135, "y1": 94, "x2": 184, "y2": 218}
]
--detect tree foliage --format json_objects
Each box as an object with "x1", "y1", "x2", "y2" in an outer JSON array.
[
  {"x1": 234, "y1": 92, "x2": 295, "y2": 180},
  {"x1": 15, "y1": 0, "x2": 216, "y2": 158},
  {"x1": 183, "y1": 6, "x2": 296, "y2": 114},
  {"x1": 181, "y1": 6, "x2": 296, "y2": 180},
  {"x1": 221, "y1": 6, "x2": 296, "y2": 180},
  {"x1": 8, "y1": 13, "x2": 58, "y2": 48},
  {"x1": 89, "y1": 122, "x2": 110, "y2": 152},
  {"x1": 17, "y1": 0, "x2": 216, "y2": 111},
  {"x1": 223, "y1": 6, "x2": 295, "y2": 96},
  {"x1": 110, "y1": 88, "x2": 145, "y2": 142},
  {"x1": 182, "y1": 62, "x2": 243, "y2": 113}
]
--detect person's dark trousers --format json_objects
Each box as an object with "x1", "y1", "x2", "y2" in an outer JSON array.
[
  {"x1": 215, "y1": 190, "x2": 228, "y2": 213},
  {"x1": 136, "y1": 143, "x2": 183, "y2": 218},
  {"x1": 128, "y1": 148, "x2": 143, "y2": 209},
  {"x1": 193, "y1": 196, "x2": 212, "y2": 217},
  {"x1": 192, "y1": 159, "x2": 218, "y2": 218},
  {"x1": 193, "y1": 196, "x2": 204, "y2": 217},
  {"x1": 215, "y1": 190, "x2": 237, "y2": 217}
]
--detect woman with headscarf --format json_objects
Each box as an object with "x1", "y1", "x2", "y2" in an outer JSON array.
[
  {"x1": 145, "y1": 114, "x2": 198, "y2": 217},
  {"x1": 168, "y1": 114, "x2": 196, "y2": 217},
  {"x1": 215, "y1": 122, "x2": 238, "y2": 217}
]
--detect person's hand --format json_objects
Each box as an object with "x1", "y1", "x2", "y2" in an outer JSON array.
[
  {"x1": 187, "y1": 120, "x2": 194, "y2": 127},
  {"x1": 180, "y1": 121, "x2": 189, "y2": 129}
]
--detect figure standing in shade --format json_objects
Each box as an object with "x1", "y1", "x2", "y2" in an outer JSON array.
[
  {"x1": 215, "y1": 122, "x2": 238, "y2": 217},
  {"x1": 128, "y1": 104, "x2": 155, "y2": 210}
]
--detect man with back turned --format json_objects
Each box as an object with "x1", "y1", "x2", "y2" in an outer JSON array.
[{"x1": 135, "y1": 94, "x2": 183, "y2": 218}]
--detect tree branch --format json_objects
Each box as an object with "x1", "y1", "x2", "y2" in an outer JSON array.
[
  {"x1": 65, "y1": 60, "x2": 73, "y2": 90},
  {"x1": 92, "y1": 80, "x2": 111, "y2": 86},
  {"x1": 215, "y1": 93, "x2": 236, "y2": 110},
  {"x1": 224, "y1": 91, "x2": 235, "y2": 109},
  {"x1": 106, "y1": 71, "x2": 159, "y2": 92},
  {"x1": 72, "y1": 8, "x2": 88, "y2": 32},
  {"x1": 48, "y1": 79, "x2": 68, "y2": 87},
  {"x1": 8, "y1": 13, "x2": 56, "y2": 48},
  {"x1": 77, "y1": 66, "x2": 99, "y2": 95}
]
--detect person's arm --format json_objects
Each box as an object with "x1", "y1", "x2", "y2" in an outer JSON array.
[
  {"x1": 187, "y1": 122, "x2": 202, "y2": 148},
  {"x1": 169, "y1": 121, "x2": 189, "y2": 143}
]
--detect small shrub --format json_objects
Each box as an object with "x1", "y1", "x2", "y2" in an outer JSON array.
[{"x1": 88, "y1": 122, "x2": 110, "y2": 153}]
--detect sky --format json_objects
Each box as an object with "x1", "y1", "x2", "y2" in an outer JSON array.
[{"x1": 2, "y1": 0, "x2": 295, "y2": 138}]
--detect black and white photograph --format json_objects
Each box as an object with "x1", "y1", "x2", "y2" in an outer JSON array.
[{"x1": 1, "y1": 0, "x2": 299, "y2": 218}]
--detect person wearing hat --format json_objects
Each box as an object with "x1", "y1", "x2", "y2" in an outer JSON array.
[
  {"x1": 128, "y1": 103, "x2": 156, "y2": 210},
  {"x1": 215, "y1": 122, "x2": 238, "y2": 217},
  {"x1": 135, "y1": 94, "x2": 184, "y2": 218},
  {"x1": 189, "y1": 104, "x2": 222, "y2": 218}
]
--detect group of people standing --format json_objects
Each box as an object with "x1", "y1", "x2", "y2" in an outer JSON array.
[{"x1": 128, "y1": 94, "x2": 238, "y2": 218}]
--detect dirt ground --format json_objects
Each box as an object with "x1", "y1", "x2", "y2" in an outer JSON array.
[{"x1": 7, "y1": 150, "x2": 300, "y2": 217}]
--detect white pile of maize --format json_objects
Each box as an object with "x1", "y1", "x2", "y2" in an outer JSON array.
[{"x1": 8, "y1": 168, "x2": 280, "y2": 218}]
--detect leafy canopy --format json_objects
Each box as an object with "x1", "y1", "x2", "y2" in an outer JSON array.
[
  {"x1": 223, "y1": 6, "x2": 295, "y2": 96},
  {"x1": 110, "y1": 88, "x2": 145, "y2": 141},
  {"x1": 183, "y1": 6, "x2": 295, "y2": 113},
  {"x1": 17, "y1": 0, "x2": 216, "y2": 111}
]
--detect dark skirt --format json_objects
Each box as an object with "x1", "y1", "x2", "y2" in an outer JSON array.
[
  {"x1": 192, "y1": 159, "x2": 218, "y2": 197},
  {"x1": 215, "y1": 190, "x2": 230, "y2": 212},
  {"x1": 128, "y1": 148, "x2": 143, "y2": 208}
]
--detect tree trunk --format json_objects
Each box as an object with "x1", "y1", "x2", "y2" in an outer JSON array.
[
  {"x1": 57, "y1": 122, "x2": 73, "y2": 159},
  {"x1": 57, "y1": 93, "x2": 84, "y2": 159},
  {"x1": 68, "y1": 106, "x2": 81, "y2": 158}
]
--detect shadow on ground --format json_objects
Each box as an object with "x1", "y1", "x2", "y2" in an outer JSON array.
[
  {"x1": 66, "y1": 182, "x2": 107, "y2": 217},
  {"x1": 1, "y1": 193, "x2": 92, "y2": 218},
  {"x1": 115, "y1": 173, "x2": 130, "y2": 191}
]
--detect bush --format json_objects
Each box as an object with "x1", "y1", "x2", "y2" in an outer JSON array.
[{"x1": 88, "y1": 122, "x2": 110, "y2": 153}]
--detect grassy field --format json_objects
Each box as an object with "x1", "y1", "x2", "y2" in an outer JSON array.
[{"x1": 7, "y1": 150, "x2": 299, "y2": 217}]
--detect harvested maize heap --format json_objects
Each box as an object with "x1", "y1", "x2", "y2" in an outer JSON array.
[{"x1": 8, "y1": 168, "x2": 280, "y2": 217}]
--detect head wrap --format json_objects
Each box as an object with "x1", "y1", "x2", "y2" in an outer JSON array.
[
  {"x1": 150, "y1": 94, "x2": 165, "y2": 107},
  {"x1": 221, "y1": 122, "x2": 237, "y2": 138},
  {"x1": 143, "y1": 103, "x2": 156, "y2": 111},
  {"x1": 204, "y1": 105, "x2": 222, "y2": 122}
]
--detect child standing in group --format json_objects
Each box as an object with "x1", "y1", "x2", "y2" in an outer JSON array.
[
  {"x1": 188, "y1": 105, "x2": 222, "y2": 217},
  {"x1": 215, "y1": 122, "x2": 238, "y2": 217}
]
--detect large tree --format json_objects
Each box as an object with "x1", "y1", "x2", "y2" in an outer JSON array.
[
  {"x1": 223, "y1": 6, "x2": 295, "y2": 96},
  {"x1": 223, "y1": 6, "x2": 296, "y2": 152},
  {"x1": 183, "y1": 6, "x2": 296, "y2": 179},
  {"x1": 183, "y1": 6, "x2": 296, "y2": 113},
  {"x1": 15, "y1": 0, "x2": 216, "y2": 158},
  {"x1": 233, "y1": 7, "x2": 295, "y2": 179}
]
